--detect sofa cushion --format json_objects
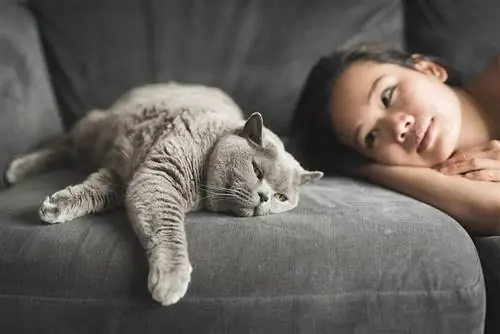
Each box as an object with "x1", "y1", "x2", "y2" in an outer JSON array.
[
  {"x1": 0, "y1": 5, "x2": 63, "y2": 187},
  {"x1": 0, "y1": 170, "x2": 485, "y2": 333},
  {"x1": 27, "y1": 0, "x2": 404, "y2": 135},
  {"x1": 474, "y1": 236, "x2": 500, "y2": 334}
]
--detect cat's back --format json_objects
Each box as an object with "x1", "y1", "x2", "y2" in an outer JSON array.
[
  {"x1": 109, "y1": 82, "x2": 244, "y2": 121},
  {"x1": 68, "y1": 82, "x2": 245, "y2": 175}
]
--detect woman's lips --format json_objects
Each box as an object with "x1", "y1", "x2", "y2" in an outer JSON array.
[{"x1": 417, "y1": 117, "x2": 434, "y2": 153}]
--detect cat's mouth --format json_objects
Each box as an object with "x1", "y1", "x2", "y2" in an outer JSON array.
[
  {"x1": 225, "y1": 203, "x2": 267, "y2": 217},
  {"x1": 253, "y1": 205, "x2": 270, "y2": 216},
  {"x1": 204, "y1": 184, "x2": 265, "y2": 217}
]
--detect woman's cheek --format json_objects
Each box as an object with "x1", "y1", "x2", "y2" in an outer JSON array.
[{"x1": 375, "y1": 146, "x2": 401, "y2": 165}]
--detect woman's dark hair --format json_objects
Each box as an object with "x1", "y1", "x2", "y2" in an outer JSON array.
[{"x1": 290, "y1": 42, "x2": 463, "y2": 175}]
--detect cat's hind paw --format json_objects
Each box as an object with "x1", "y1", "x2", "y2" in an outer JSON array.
[
  {"x1": 3, "y1": 159, "x2": 19, "y2": 187},
  {"x1": 148, "y1": 260, "x2": 192, "y2": 306}
]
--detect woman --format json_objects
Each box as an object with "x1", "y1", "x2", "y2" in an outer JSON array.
[{"x1": 291, "y1": 42, "x2": 500, "y2": 235}]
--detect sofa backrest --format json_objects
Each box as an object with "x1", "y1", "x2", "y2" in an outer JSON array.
[
  {"x1": 26, "y1": 0, "x2": 404, "y2": 135},
  {"x1": 26, "y1": 0, "x2": 500, "y2": 137},
  {"x1": 405, "y1": 0, "x2": 500, "y2": 82}
]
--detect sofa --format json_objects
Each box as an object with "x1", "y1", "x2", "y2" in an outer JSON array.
[{"x1": 1, "y1": 0, "x2": 499, "y2": 333}]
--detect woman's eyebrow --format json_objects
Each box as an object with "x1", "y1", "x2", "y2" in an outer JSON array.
[{"x1": 367, "y1": 75, "x2": 384, "y2": 103}]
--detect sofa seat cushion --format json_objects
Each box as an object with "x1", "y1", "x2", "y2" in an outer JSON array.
[{"x1": 0, "y1": 171, "x2": 485, "y2": 333}]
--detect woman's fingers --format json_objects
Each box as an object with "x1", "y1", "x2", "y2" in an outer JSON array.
[
  {"x1": 445, "y1": 144, "x2": 489, "y2": 164},
  {"x1": 451, "y1": 140, "x2": 498, "y2": 157},
  {"x1": 464, "y1": 169, "x2": 500, "y2": 182},
  {"x1": 434, "y1": 141, "x2": 500, "y2": 181},
  {"x1": 438, "y1": 142, "x2": 500, "y2": 168},
  {"x1": 439, "y1": 158, "x2": 500, "y2": 175}
]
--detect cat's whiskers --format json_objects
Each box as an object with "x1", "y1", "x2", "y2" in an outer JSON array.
[
  {"x1": 200, "y1": 184, "x2": 252, "y2": 201},
  {"x1": 198, "y1": 195, "x2": 228, "y2": 202},
  {"x1": 200, "y1": 187, "x2": 239, "y2": 198},
  {"x1": 200, "y1": 185, "x2": 253, "y2": 203},
  {"x1": 199, "y1": 184, "x2": 232, "y2": 193},
  {"x1": 201, "y1": 185, "x2": 252, "y2": 200},
  {"x1": 199, "y1": 191, "x2": 238, "y2": 200}
]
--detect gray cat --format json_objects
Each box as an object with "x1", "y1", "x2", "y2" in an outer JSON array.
[{"x1": 3, "y1": 82, "x2": 323, "y2": 306}]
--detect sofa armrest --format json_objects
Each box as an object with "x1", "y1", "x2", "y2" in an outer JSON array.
[{"x1": 0, "y1": 4, "x2": 63, "y2": 187}]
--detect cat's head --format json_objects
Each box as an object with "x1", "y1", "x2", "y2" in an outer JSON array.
[{"x1": 205, "y1": 112, "x2": 323, "y2": 217}]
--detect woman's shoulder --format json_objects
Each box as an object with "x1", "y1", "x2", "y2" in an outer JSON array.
[
  {"x1": 480, "y1": 54, "x2": 500, "y2": 80},
  {"x1": 465, "y1": 54, "x2": 500, "y2": 104}
]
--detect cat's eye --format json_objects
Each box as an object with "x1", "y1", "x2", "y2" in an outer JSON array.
[
  {"x1": 252, "y1": 160, "x2": 263, "y2": 180},
  {"x1": 381, "y1": 85, "x2": 396, "y2": 108},
  {"x1": 274, "y1": 193, "x2": 288, "y2": 202}
]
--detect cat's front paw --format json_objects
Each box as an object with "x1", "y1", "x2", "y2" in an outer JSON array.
[
  {"x1": 148, "y1": 260, "x2": 192, "y2": 306},
  {"x1": 39, "y1": 190, "x2": 75, "y2": 224}
]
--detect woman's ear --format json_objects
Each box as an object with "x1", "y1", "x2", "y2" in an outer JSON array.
[{"x1": 411, "y1": 54, "x2": 448, "y2": 82}]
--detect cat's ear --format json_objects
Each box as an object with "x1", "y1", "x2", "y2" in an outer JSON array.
[
  {"x1": 299, "y1": 170, "x2": 324, "y2": 185},
  {"x1": 241, "y1": 112, "x2": 264, "y2": 146}
]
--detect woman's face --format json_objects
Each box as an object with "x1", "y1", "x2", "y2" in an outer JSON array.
[{"x1": 329, "y1": 59, "x2": 462, "y2": 167}]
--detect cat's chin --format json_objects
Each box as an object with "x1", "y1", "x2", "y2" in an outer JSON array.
[
  {"x1": 234, "y1": 207, "x2": 256, "y2": 217},
  {"x1": 233, "y1": 204, "x2": 272, "y2": 217},
  {"x1": 253, "y1": 206, "x2": 270, "y2": 216},
  {"x1": 219, "y1": 206, "x2": 260, "y2": 217}
]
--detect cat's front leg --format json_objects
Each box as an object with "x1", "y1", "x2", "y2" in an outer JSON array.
[
  {"x1": 126, "y1": 168, "x2": 192, "y2": 306},
  {"x1": 39, "y1": 168, "x2": 123, "y2": 223}
]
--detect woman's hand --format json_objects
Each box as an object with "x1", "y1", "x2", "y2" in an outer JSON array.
[{"x1": 436, "y1": 140, "x2": 500, "y2": 181}]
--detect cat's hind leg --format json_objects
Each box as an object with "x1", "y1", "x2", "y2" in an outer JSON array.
[
  {"x1": 3, "y1": 137, "x2": 72, "y2": 186},
  {"x1": 39, "y1": 168, "x2": 123, "y2": 224}
]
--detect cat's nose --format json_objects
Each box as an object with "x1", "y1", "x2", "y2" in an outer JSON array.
[{"x1": 258, "y1": 191, "x2": 269, "y2": 203}]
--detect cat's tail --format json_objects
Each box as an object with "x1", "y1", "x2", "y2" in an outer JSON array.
[{"x1": 3, "y1": 135, "x2": 73, "y2": 187}]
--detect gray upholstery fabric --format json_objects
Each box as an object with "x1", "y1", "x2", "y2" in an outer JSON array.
[
  {"x1": 0, "y1": 0, "x2": 497, "y2": 332},
  {"x1": 474, "y1": 237, "x2": 500, "y2": 334},
  {"x1": 0, "y1": 171, "x2": 485, "y2": 333},
  {"x1": 405, "y1": 2, "x2": 500, "y2": 329},
  {"x1": 0, "y1": 5, "x2": 63, "y2": 187},
  {"x1": 405, "y1": 0, "x2": 500, "y2": 81},
  {"x1": 27, "y1": 0, "x2": 404, "y2": 135}
]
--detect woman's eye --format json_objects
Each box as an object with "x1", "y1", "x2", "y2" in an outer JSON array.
[
  {"x1": 274, "y1": 193, "x2": 288, "y2": 202},
  {"x1": 252, "y1": 160, "x2": 263, "y2": 180},
  {"x1": 381, "y1": 85, "x2": 396, "y2": 108},
  {"x1": 365, "y1": 130, "x2": 377, "y2": 149}
]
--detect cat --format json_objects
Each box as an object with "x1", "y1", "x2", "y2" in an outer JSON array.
[{"x1": 3, "y1": 82, "x2": 323, "y2": 306}]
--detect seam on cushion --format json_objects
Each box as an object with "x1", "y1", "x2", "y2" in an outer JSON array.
[
  {"x1": 0, "y1": 243, "x2": 485, "y2": 304},
  {"x1": 0, "y1": 273, "x2": 484, "y2": 305}
]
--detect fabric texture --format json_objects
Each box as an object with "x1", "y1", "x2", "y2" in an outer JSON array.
[
  {"x1": 1, "y1": 0, "x2": 498, "y2": 332},
  {"x1": 473, "y1": 237, "x2": 500, "y2": 334},
  {"x1": 0, "y1": 4, "x2": 63, "y2": 187},
  {"x1": 405, "y1": 0, "x2": 500, "y2": 81},
  {"x1": 0, "y1": 171, "x2": 485, "y2": 333},
  {"x1": 27, "y1": 0, "x2": 404, "y2": 135}
]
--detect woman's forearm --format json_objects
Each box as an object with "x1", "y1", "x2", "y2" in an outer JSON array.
[{"x1": 357, "y1": 163, "x2": 500, "y2": 235}]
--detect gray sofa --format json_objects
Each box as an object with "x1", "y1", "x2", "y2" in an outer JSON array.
[{"x1": 1, "y1": 0, "x2": 499, "y2": 333}]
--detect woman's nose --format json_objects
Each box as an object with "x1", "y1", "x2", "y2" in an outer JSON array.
[{"x1": 387, "y1": 112, "x2": 414, "y2": 143}]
